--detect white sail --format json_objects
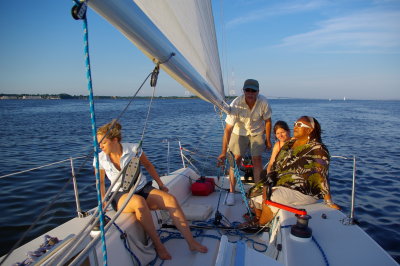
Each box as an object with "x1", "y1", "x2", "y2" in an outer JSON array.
[{"x1": 88, "y1": 0, "x2": 230, "y2": 113}]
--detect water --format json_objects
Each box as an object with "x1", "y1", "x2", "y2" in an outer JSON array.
[{"x1": 0, "y1": 98, "x2": 399, "y2": 262}]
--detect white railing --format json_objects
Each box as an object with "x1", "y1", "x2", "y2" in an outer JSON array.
[{"x1": 331, "y1": 155, "x2": 357, "y2": 225}]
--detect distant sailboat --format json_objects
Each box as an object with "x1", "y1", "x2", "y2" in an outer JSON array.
[{"x1": 344, "y1": 96, "x2": 346, "y2": 101}]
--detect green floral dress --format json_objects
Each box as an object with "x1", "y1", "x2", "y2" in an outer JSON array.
[{"x1": 271, "y1": 139, "x2": 331, "y2": 200}]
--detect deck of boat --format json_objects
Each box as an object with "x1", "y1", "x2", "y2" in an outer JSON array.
[{"x1": 2, "y1": 167, "x2": 397, "y2": 266}]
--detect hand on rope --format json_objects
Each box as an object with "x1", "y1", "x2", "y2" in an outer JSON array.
[{"x1": 217, "y1": 153, "x2": 226, "y2": 167}]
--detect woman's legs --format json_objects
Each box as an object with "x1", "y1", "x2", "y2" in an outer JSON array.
[
  {"x1": 146, "y1": 189, "x2": 207, "y2": 253},
  {"x1": 118, "y1": 194, "x2": 172, "y2": 260}
]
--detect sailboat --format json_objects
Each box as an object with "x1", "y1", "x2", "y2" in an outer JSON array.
[{"x1": 1, "y1": 0, "x2": 397, "y2": 265}]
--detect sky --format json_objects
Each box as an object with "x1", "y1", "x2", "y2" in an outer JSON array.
[{"x1": 0, "y1": 0, "x2": 399, "y2": 100}]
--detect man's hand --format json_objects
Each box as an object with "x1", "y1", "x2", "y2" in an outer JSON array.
[
  {"x1": 265, "y1": 139, "x2": 272, "y2": 150},
  {"x1": 217, "y1": 153, "x2": 226, "y2": 167}
]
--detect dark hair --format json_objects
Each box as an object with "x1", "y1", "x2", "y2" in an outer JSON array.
[
  {"x1": 298, "y1": 116, "x2": 322, "y2": 143},
  {"x1": 273, "y1": 121, "x2": 290, "y2": 139}
]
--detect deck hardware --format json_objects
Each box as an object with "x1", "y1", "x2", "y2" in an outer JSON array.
[
  {"x1": 290, "y1": 214, "x2": 312, "y2": 239},
  {"x1": 71, "y1": 1, "x2": 87, "y2": 20},
  {"x1": 150, "y1": 64, "x2": 160, "y2": 87},
  {"x1": 213, "y1": 210, "x2": 222, "y2": 225},
  {"x1": 265, "y1": 200, "x2": 312, "y2": 239}
]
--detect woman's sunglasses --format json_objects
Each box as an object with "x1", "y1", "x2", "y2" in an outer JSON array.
[{"x1": 294, "y1": 121, "x2": 312, "y2": 128}]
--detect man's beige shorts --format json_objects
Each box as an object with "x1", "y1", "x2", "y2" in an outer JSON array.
[{"x1": 228, "y1": 133, "x2": 264, "y2": 156}]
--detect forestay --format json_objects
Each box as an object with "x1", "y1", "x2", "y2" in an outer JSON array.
[{"x1": 88, "y1": 0, "x2": 231, "y2": 113}]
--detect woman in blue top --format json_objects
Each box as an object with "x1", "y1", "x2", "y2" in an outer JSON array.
[{"x1": 96, "y1": 121, "x2": 207, "y2": 260}]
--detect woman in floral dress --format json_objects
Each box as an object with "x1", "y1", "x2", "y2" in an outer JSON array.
[{"x1": 250, "y1": 116, "x2": 340, "y2": 226}]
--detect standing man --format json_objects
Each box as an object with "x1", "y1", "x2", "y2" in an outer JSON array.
[{"x1": 218, "y1": 79, "x2": 272, "y2": 206}]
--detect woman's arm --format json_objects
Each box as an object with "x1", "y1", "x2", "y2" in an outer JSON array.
[
  {"x1": 312, "y1": 145, "x2": 341, "y2": 210},
  {"x1": 140, "y1": 152, "x2": 169, "y2": 192},
  {"x1": 267, "y1": 142, "x2": 279, "y2": 173},
  {"x1": 98, "y1": 169, "x2": 106, "y2": 208}
]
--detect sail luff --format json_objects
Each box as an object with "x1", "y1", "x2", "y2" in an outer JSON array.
[{"x1": 88, "y1": 0, "x2": 230, "y2": 113}]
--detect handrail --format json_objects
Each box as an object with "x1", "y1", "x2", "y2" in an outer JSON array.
[
  {"x1": 0, "y1": 155, "x2": 87, "y2": 179},
  {"x1": 331, "y1": 155, "x2": 357, "y2": 225}
]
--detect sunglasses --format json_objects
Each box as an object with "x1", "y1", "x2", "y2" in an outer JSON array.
[
  {"x1": 244, "y1": 88, "x2": 258, "y2": 93},
  {"x1": 294, "y1": 121, "x2": 312, "y2": 129}
]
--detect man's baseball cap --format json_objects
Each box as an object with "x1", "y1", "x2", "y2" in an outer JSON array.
[{"x1": 243, "y1": 79, "x2": 259, "y2": 91}]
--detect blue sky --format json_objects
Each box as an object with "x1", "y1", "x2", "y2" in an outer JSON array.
[{"x1": 0, "y1": 0, "x2": 399, "y2": 100}]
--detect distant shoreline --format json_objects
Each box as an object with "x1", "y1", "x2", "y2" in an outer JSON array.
[
  {"x1": 0, "y1": 94, "x2": 397, "y2": 101},
  {"x1": 0, "y1": 93, "x2": 212, "y2": 100}
]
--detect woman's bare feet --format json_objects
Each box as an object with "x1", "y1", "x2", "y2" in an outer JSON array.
[
  {"x1": 189, "y1": 241, "x2": 208, "y2": 253},
  {"x1": 154, "y1": 244, "x2": 172, "y2": 260}
]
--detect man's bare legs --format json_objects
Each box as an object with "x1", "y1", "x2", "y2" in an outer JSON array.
[{"x1": 252, "y1": 155, "x2": 262, "y2": 183}]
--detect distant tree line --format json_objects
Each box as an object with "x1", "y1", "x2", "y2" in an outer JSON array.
[{"x1": 1, "y1": 93, "x2": 237, "y2": 100}]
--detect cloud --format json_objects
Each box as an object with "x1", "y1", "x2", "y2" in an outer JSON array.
[
  {"x1": 278, "y1": 9, "x2": 400, "y2": 53},
  {"x1": 226, "y1": 0, "x2": 329, "y2": 28}
]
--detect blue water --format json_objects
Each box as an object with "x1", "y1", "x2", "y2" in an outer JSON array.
[{"x1": 0, "y1": 98, "x2": 399, "y2": 262}]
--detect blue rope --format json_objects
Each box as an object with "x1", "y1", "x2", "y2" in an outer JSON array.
[
  {"x1": 158, "y1": 217, "x2": 268, "y2": 253},
  {"x1": 231, "y1": 160, "x2": 253, "y2": 218},
  {"x1": 312, "y1": 236, "x2": 329, "y2": 266},
  {"x1": 281, "y1": 225, "x2": 329, "y2": 266},
  {"x1": 81, "y1": 14, "x2": 108, "y2": 266}
]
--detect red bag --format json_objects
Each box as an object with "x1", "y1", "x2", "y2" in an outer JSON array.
[{"x1": 191, "y1": 177, "x2": 215, "y2": 196}]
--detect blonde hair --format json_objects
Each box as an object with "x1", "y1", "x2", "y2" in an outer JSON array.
[{"x1": 97, "y1": 120, "x2": 122, "y2": 141}]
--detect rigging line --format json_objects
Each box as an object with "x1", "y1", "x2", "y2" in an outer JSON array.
[
  {"x1": 70, "y1": 70, "x2": 152, "y2": 185},
  {"x1": 188, "y1": 105, "x2": 225, "y2": 175},
  {"x1": 0, "y1": 156, "x2": 86, "y2": 179},
  {"x1": 48, "y1": 170, "x2": 129, "y2": 265},
  {"x1": 139, "y1": 67, "x2": 158, "y2": 148},
  {"x1": 200, "y1": 141, "x2": 213, "y2": 176},
  {"x1": 80, "y1": 12, "x2": 108, "y2": 265},
  {"x1": 3, "y1": 7, "x2": 155, "y2": 265},
  {"x1": 0, "y1": 172, "x2": 75, "y2": 265},
  {"x1": 10, "y1": 67, "x2": 155, "y2": 265},
  {"x1": 64, "y1": 63, "x2": 160, "y2": 266},
  {"x1": 66, "y1": 174, "x2": 143, "y2": 265},
  {"x1": 0, "y1": 150, "x2": 98, "y2": 265}
]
